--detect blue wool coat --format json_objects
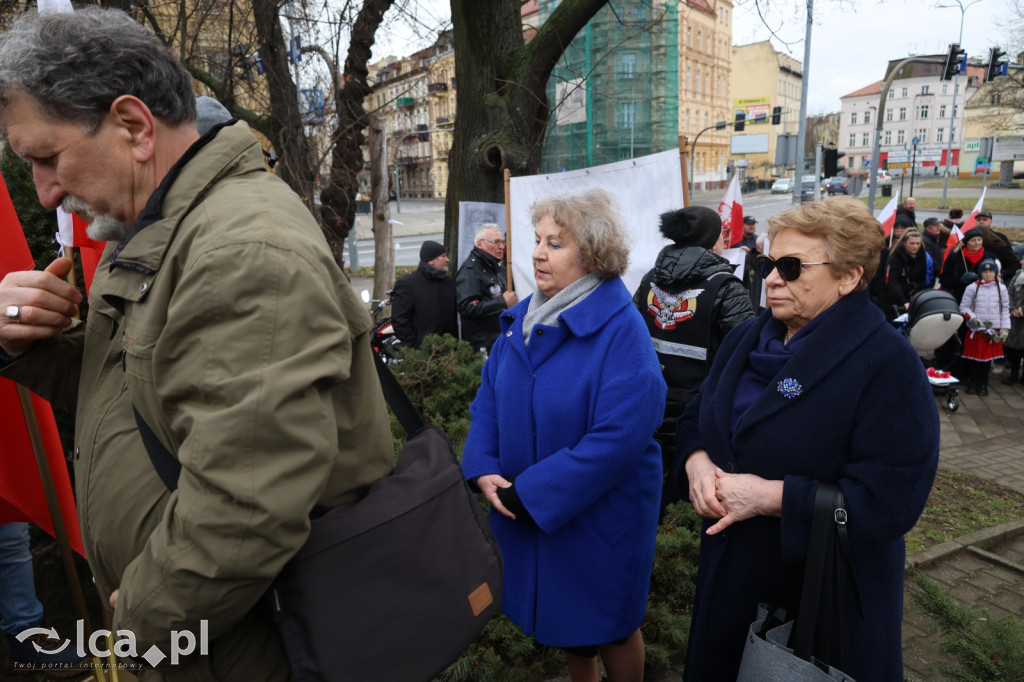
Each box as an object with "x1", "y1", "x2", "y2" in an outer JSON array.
[
  {"x1": 675, "y1": 290, "x2": 939, "y2": 682},
  {"x1": 461, "y1": 277, "x2": 666, "y2": 647}
]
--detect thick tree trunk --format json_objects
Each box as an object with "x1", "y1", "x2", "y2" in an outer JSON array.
[
  {"x1": 252, "y1": 0, "x2": 317, "y2": 210},
  {"x1": 444, "y1": 0, "x2": 609, "y2": 263},
  {"x1": 320, "y1": 0, "x2": 395, "y2": 267}
]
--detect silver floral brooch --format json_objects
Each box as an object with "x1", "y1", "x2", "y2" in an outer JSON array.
[{"x1": 777, "y1": 378, "x2": 803, "y2": 399}]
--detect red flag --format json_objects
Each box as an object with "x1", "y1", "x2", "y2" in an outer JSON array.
[
  {"x1": 0, "y1": 174, "x2": 85, "y2": 556},
  {"x1": 717, "y1": 174, "x2": 744, "y2": 248}
]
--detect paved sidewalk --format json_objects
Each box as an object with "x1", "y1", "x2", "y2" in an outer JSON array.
[{"x1": 901, "y1": 370, "x2": 1024, "y2": 680}]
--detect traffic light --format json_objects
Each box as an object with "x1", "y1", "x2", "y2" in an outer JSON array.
[
  {"x1": 734, "y1": 111, "x2": 745, "y2": 132},
  {"x1": 824, "y1": 148, "x2": 838, "y2": 177},
  {"x1": 941, "y1": 43, "x2": 967, "y2": 81},
  {"x1": 987, "y1": 47, "x2": 1008, "y2": 80},
  {"x1": 771, "y1": 106, "x2": 782, "y2": 125}
]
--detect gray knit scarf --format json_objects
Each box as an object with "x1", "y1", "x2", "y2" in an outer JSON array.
[{"x1": 522, "y1": 273, "x2": 603, "y2": 346}]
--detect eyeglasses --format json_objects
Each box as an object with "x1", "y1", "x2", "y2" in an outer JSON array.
[
  {"x1": 482, "y1": 238, "x2": 506, "y2": 246},
  {"x1": 755, "y1": 255, "x2": 831, "y2": 282}
]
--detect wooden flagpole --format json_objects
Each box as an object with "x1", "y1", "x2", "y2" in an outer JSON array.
[
  {"x1": 504, "y1": 168, "x2": 514, "y2": 292},
  {"x1": 15, "y1": 385, "x2": 108, "y2": 680}
]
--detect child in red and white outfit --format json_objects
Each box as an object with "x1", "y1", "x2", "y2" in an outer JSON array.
[{"x1": 959, "y1": 258, "x2": 1011, "y2": 396}]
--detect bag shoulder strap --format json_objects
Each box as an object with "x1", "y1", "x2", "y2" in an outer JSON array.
[
  {"x1": 133, "y1": 406, "x2": 181, "y2": 492},
  {"x1": 135, "y1": 347, "x2": 427, "y2": 493},
  {"x1": 372, "y1": 349, "x2": 425, "y2": 434}
]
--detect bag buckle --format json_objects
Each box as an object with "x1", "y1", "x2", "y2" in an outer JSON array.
[{"x1": 834, "y1": 507, "x2": 848, "y2": 525}]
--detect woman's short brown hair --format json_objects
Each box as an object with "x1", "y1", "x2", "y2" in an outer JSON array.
[
  {"x1": 529, "y1": 189, "x2": 630, "y2": 278},
  {"x1": 766, "y1": 196, "x2": 885, "y2": 292}
]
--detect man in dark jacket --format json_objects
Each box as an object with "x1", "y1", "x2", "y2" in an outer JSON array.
[
  {"x1": 391, "y1": 240, "x2": 457, "y2": 348},
  {"x1": 895, "y1": 196, "x2": 917, "y2": 226},
  {"x1": 455, "y1": 224, "x2": 517, "y2": 352},
  {"x1": 975, "y1": 210, "x2": 1019, "y2": 278},
  {"x1": 633, "y1": 207, "x2": 754, "y2": 510}
]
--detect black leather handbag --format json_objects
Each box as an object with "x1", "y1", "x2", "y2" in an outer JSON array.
[{"x1": 136, "y1": 352, "x2": 503, "y2": 681}]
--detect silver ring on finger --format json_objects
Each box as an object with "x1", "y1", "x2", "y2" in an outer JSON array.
[{"x1": 4, "y1": 305, "x2": 21, "y2": 323}]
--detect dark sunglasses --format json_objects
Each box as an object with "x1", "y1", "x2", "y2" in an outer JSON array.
[{"x1": 755, "y1": 255, "x2": 831, "y2": 281}]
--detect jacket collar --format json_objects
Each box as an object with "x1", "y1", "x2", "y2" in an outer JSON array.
[
  {"x1": 99, "y1": 122, "x2": 266, "y2": 307},
  {"x1": 724, "y1": 291, "x2": 886, "y2": 436}
]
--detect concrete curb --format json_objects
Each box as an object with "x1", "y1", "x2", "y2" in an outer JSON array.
[{"x1": 906, "y1": 518, "x2": 1024, "y2": 570}]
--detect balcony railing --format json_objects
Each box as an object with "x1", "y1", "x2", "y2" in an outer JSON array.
[{"x1": 428, "y1": 82, "x2": 448, "y2": 94}]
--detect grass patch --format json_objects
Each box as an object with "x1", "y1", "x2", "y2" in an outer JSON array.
[
  {"x1": 914, "y1": 178, "x2": 1019, "y2": 189},
  {"x1": 907, "y1": 468, "x2": 1024, "y2": 555}
]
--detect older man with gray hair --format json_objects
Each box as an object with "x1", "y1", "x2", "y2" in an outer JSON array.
[
  {"x1": 456, "y1": 223, "x2": 517, "y2": 352},
  {"x1": 0, "y1": 8, "x2": 394, "y2": 678}
]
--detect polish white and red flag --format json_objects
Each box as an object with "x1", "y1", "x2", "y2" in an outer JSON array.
[
  {"x1": 876, "y1": 189, "x2": 901, "y2": 238},
  {"x1": 717, "y1": 173, "x2": 744, "y2": 248},
  {"x1": 956, "y1": 187, "x2": 987, "y2": 235},
  {"x1": 943, "y1": 188, "x2": 986, "y2": 261}
]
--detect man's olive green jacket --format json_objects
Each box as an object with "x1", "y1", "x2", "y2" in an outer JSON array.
[{"x1": 2, "y1": 122, "x2": 394, "y2": 679}]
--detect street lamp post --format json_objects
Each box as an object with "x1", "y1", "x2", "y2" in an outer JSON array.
[{"x1": 689, "y1": 120, "x2": 728, "y2": 197}]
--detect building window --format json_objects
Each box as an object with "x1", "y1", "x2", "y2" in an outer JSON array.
[
  {"x1": 921, "y1": 85, "x2": 930, "y2": 95},
  {"x1": 897, "y1": 130, "x2": 905, "y2": 144},
  {"x1": 618, "y1": 53, "x2": 637, "y2": 79},
  {"x1": 918, "y1": 105, "x2": 929, "y2": 119},
  {"x1": 687, "y1": 27, "x2": 692, "y2": 47},
  {"x1": 849, "y1": 133, "x2": 856, "y2": 146},
  {"x1": 864, "y1": 110, "x2": 871, "y2": 124},
  {"x1": 862, "y1": 132, "x2": 870, "y2": 146},
  {"x1": 884, "y1": 130, "x2": 892, "y2": 145},
  {"x1": 619, "y1": 101, "x2": 635, "y2": 129},
  {"x1": 939, "y1": 104, "x2": 946, "y2": 118},
  {"x1": 951, "y1": 129, "x2": 956, "y2": 142},
  {"x1": 991, "y1": 94, "x2": 1002, "y2": 105},
  {"x1": 917, "y1": 129, "x2": 927, "y2": 143},
  {"x1": 851, "y1": 112, "x2": 857, "y2": 124},
  {"x1": 936, "y1": 128, "x2": 944, "y2": 143},
  {"x1": 697, "y1": 30, "x2": 702, "y2": 51},
  {"x1": 901, "y1": 87, "x2": 907, "y2": 97},
  {"x1": 899, "y1": 107, "x2": 907, "y2": 121},
  {"x1": 889, "y1": 89, "x2": 895, "y2": 99},
  {"x1": 685, "y1": 67, "x2": 691, "y2": 91},
  {"x1": 942, "y1": 84, "x2": 948, "y2": 95},
  {"x1": 886, "y1": 109, "x2": 893, "y2": 122}
]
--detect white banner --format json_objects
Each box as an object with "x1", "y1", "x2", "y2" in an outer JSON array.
[{"x1": 509, "y1": 149, "x2": 685, "y2": 297}]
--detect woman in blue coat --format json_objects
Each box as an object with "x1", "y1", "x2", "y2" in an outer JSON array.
[
  {"x1": 675, "y1": 196, "x2": 939, "y2": 681},
  {"x1": 462, "y1": 189, "x2": 666, "y2": 682}
]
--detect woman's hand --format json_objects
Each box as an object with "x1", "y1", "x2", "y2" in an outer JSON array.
[
  {"x1": 475, "y1": 474, "x2": 517, "y2": 519},
  {"x1": 705, "y1": 470, "x2": 784, "y2": 536},
  {"x1": 685, "y1": 451, "x2": 727, "y2": 520}
]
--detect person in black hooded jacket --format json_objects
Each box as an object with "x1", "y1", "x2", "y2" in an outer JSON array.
[{"x1": 633, "y1": 207, "x2": 754, "y2": 510}]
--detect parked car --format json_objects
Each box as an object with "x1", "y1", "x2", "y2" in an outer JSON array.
[
  {"x1": 824, "y1": 177, "x2": 849, "y2": 195},
  {"x1": 871, "y1": 171, "x2": 893, "y2": 187},
  {"x1": 799, "y1": 175, "x2": 819, "y2": 203},
  {"x1": 771, "y1": 178, "x2": 793, "y2": 194}
]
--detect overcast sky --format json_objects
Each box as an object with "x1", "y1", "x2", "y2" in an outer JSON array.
[{"x1": 371, "y1": 0, "x2": 1017, "y2": 114}]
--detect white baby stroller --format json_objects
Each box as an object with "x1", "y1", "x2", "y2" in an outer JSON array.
[{"x1": 897, "y1": 290, "x2": 965, "y2": 412}]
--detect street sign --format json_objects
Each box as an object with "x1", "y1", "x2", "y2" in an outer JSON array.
[
  {"x1": 888, "y1": 161, "x2": 912, "y2": 170},
  {"x1": 993, "y1": 136, "x2": 1024, "y2": 162},
  {"x1": 912, "y1": 136, "x2": 920, "y2": 147}
]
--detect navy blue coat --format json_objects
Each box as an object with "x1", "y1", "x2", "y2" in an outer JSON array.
[
  {"x1": 675, "y1": 290, "x2": 939, "y2": 681},
  {"x1": 462, "y1": 277, "x2": 666, "y2": 647}
]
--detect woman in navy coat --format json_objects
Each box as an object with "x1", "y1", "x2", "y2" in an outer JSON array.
[
  {"x1": 675, "y1": 196, "x2": 939, "y2": 681},
  {"x1": 462, "y1": 189, "x2": 666, "y2": 682}
]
